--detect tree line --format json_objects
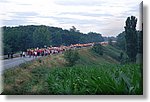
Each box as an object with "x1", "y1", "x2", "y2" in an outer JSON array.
[{"x1": 3, "y1": 25, "x2": 104, "y2": 55}]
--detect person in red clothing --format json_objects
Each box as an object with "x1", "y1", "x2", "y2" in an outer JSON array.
[{"x1": 28, "y1": 49, "x2": 32, "y2": 57}]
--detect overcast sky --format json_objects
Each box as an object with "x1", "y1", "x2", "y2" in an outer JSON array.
[{"x1": 0, "y1": 0, "x2": 142, "y2": 36}]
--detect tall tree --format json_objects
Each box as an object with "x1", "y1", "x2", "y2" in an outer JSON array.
[
  {"x1": 137, "y1": 31, "x2": 143, "y2": 54},
  {"x1": 124, "y1": 16, "x2": 137, "y2": 62}
]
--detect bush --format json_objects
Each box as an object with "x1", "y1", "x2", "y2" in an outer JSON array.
[
  {"x1": 64, "y1": 49, "x2": 80, "y2": 66},
  {"x1": 92, "y1": 44, "x2": 103, "y2": 55},
  {"x1": 31, "y1": 67, "x2": 49, "y2": 80}
]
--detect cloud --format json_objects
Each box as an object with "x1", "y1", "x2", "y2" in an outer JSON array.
[
  {"x1": 54, "y1": 0, "x2": 105, "y2": 6},
  {"x1": 50, "y1": 16, "x2": 103, "y2": 25},
  {"x1": 12, "y1": 12, "x2": 39, "y2": 18},
  {"x1": 3, "y1": 19, "x2": 28, "y2": 26},
  {"x1": 59, "y1": 12, "x2": 113, "y2": 18},
  {"x1": 1, "y1": 0, "x2": 9, "y2": 3},
  {"x1": 0, "y1": 0, "x2": 142, "y2": 36}
]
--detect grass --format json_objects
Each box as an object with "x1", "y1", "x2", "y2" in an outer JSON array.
[
  {"x1": 2, "y1": 54, "x2": 65, "y2": 95},
  {"x1": 103, "y1": 45, "x2": 128, "y2": 62},
  {"x1": 77, "y1": 47, "x2": 119, "y2": 65},
  {"x1": 2, "y1": 46, "x2": 143, "y2": 95}
]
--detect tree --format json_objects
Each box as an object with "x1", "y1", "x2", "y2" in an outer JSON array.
[
  {"x1": 33, "y1": 26, "x2": 51, "y2": 48},
  {"x1": 116, "y1": 31, "x2": 126, "y2": 51},
  {"x1": 3, "y1": 25, "x2": 104, "y2": 55},
  {"x1": 64, "y1": 49, "x2": 80, "y2": 66},
  {"x1": 3, "y1": 44, "x2": 12, "y2": 55},
  {"x1": 124, "y1": 16, "x2": 137, "y2": 62},
  {"x1": 137, "y1": 31, "x2": 143, "y2": 54},
  {"x1": 136, "y1": 30, "x2": 143, "y2": 64},
  {"x1": 70, "y1": 26, "x2": 77, "y2": 32},
  {"x1": 92, "y1": 44, "x2": 103, "y2": 55},
  {"x1": 108, "y1": 38, "x2": 113, "y2": 45}
]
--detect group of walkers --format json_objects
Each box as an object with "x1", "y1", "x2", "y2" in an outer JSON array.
[
  {"x1": 20, "y1": 46, "x2": 67, "y2": 58},
  {"x1": 7, "y1": 52, "x2": 14, "y2": 59},
  {"x1": 7, "y1": 42, "x2": 96, "y2": 59}
]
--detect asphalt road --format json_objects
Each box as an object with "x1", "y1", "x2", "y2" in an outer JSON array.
[{"x1": 1, "y1": 56, "x2": 40, "y2": 74}]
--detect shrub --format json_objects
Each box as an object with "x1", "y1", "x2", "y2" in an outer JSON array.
[
  {"x1": 64, "y1": 49, "x2": 80, "y2": 66},
  {"x1": 31, "y1": 67, "x2": 49, "y2": 80},
  {"x1": 92, "y1": 44, "x2": 103, "y2": 55}
]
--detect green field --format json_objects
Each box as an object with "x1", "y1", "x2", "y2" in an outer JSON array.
[
  {"x1": 47, "y1": 64, "x2": 142, "y2": 95},
  {"x1": 2, "y1": 46, "x2": 143, "y2": 95}
]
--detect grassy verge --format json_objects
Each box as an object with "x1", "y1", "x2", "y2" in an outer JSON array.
[{"x1": 2, "y1": 54, "x2": 65, "y2": 95}]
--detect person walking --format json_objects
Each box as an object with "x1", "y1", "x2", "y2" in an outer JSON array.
[
  {"x1": 20, "y1": 51, "x2": 23, "y2": 57},
  {"x1": 22, "y1": 51, "x2": 26, "y2": 57},
  {"x1": 10, "y1": 51, "x2": 13, "y2": 59},
  {"x1": 7, "y1": 52, "x2": 10, "y2": 59}
]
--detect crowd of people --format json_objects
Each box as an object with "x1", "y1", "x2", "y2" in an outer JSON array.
[
  {"x1": 20, "y1": 46, "x2": 68, "y2": 58},
  {"x1": 7, "y1": 52, "x2": 14, "y2": 59},
  {"x1": 8, "y1": 42, "x2": 100, "y2": 59},
  {"x1": 20, "y1": 43, "x2": 96, "y2": 58}
]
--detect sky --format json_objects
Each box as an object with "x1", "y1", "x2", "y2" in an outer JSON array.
[{"x1": 0, "y1": 0, "x2": 142, "y2": 37}]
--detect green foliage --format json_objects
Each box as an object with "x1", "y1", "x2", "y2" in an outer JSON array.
[
  {"x1": 3, "y1": 47, "x2": 142, "y2": 95},
  {"x1": 47, "y1": 64, "x2": 142, "y2": 95},
  {"x1": 119, "y1": 52, "x2": 125, "y2": 64},
  {"x1": 103, "y1": 45, "x2": 127, "y2": 63},
  {"x1": 31, "y1": 67, "x2": 49, "y2": 81},
  {"x1": 103, "y1": 36, "x2": 116, "y2": 42},
  {"x1": 3, "y1": 66, "x2": 50, "y2": 95},
  {"x1": 80, "y1": 32, "x2": 104, "y2": 43},
  {"x1": 116, "y1": 31, "x2": 126, "y2": 51},
  {"x1": 116, "y1": 30, "x2": 143, "y2": 64},
  {"x1": 108, "y1": 38, "x2": 113, "y2": 45},
  {"x1": 3, "y1": 44, "x2": 12, "y2": 55},
  {"x1": 137, "y1": 31, "x2": 143, "y2": 54},
  {"x1": 64, "y1": 49, "x2": 80, "y2": 66},
  {"x1": 33, "y1": 26, "x2": 51, "y2": 48},
  {"x1": 91, "y1": 44, "x2": 103, "y2": 55},
  {"x1": 3, "y1": 25, "x2": 104, "y2": 54},
  {"x1": 124, "y1": 16, "x2": 138, "y2": 62}
]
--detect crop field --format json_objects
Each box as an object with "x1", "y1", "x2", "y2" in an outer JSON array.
[{"x1": 47, "y1": 64, "x2": 142, "y2": 95}]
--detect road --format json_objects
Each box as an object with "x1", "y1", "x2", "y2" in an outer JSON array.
[{"x1": 0, "y1": 56, "x2": 40, "y2": 74}]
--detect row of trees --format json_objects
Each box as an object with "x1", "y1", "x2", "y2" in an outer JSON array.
[{"x1": 3, "y1": 25, "x2": 104, "y2": 54}]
